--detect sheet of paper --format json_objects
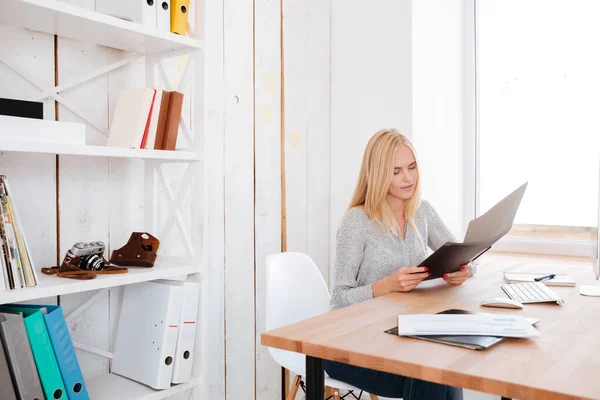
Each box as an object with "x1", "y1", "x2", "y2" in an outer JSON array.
[
  {"x1": 464, "y1": 182, "x2": 528, "y2": 243},
  {"x1": 396, "y1": 314, "x2": 540, "y2": 338}
]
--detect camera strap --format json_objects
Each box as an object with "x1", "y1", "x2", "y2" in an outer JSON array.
[{"x1": 41, "y1": 262, "x2": 128, "y2": 280}]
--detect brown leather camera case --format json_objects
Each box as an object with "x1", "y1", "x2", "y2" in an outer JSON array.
[{"x1": 109, "y1": 232, "x2": 160, "y2": 268}]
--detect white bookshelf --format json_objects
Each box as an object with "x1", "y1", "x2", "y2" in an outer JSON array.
[
  {"x1": 0, "y1": 139, "x2": 201, "y2": 161},
  {"x1": 0, "y1": 260, "x2": 201, "y2": 304},
  {"x1": 1, "y1": 0, "x2": 203, "y2": 54},
  {"x1": 0, "y1": 0, "x2": 206, "y2": 398},
  {"x1": 86, "y1": 374, "x2": 202, "y2": 400}
]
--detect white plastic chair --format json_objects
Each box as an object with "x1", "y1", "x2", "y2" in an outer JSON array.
[{"x1": 265, "y1": 252, "x2": 383, "y2": 400}]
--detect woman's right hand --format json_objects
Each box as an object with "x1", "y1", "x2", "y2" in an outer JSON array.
[{"x1": 372, "y1": 267, "x2": 430, "y2": 296}]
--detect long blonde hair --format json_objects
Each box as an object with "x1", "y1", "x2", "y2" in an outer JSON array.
[{"x1": 349, "y1": 128, "x2": 423, "y2": 241}]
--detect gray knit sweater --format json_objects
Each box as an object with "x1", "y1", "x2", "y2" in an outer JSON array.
[{"x1": 330, "y1": 200, "x2": 456, "y2": 311}]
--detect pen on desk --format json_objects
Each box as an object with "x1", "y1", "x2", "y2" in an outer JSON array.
[{"x1": 534, "y1": 274, "x2": 556, "y2": 282}]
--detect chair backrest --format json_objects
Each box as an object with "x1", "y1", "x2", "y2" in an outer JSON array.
[
  {"x1": 266, "y1": 252, "x2": 331, "y2": 331},
  {"x1": 265, "y1": 252, "x2": 331, "y2": 374}
]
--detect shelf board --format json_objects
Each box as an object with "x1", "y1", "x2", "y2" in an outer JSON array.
[
  {"x1": 2, "y1": 0, "x2": 203, "y2": 54},
  {"x1": 0, "y1": 261, "x2": 201, "y2": 304},
  {"x1": 86, "y1": 373, "x2": 201, "y2": 400},
  {"x1": 0, "y1": 140, "x2": 201, "y2": 161}
]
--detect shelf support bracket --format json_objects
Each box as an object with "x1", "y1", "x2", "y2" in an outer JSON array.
[
  {"x1": 156, "y1": 163, "x2": 195, "y2": 257},
  {"x1": 0, "y1": 57, "x2": 109, "y2": 136},
  {"x1": 64, "y1": 288, "x2": 109, "y2": 324}
]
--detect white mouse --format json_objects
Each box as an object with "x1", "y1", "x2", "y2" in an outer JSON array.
[{"x1": 480, "y1": 297, "x2": 523, "y2": 309}]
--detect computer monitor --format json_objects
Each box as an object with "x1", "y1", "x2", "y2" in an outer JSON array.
[
  {"x1": 579, "y1": 155, "x2": 600, "y2": 296},
  {"x1": 595, "y1": 153, "x2": 600, "y2": 280}
]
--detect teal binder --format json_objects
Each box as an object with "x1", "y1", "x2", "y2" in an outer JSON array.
[{"x1": 0, "y1": 306, "x2": 66, "y2": 400}]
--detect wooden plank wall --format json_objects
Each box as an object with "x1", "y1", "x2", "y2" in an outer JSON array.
[
  {"x1": 283, "y1": 0, "x2": 332, "y2": 287},
  {"x1": 255, "y1": 0, "x2": 283, "y2": 398},
  {"x1": 202, "y1": 0, "x2": 226, "y2": 397},
  {"x1": 0, "y1": 0, "x2": 328, "y2": 398},
  {"x1": 223, "y1": 0, "x2": 256, "y2": 399},
  {"x1": 281, "y1": 1, "x2": 331, "y2": 398}
]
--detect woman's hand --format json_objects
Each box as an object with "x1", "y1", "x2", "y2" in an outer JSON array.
[
  {"x1": 443, "y1": 265, "x2": 469, "y2": 285},
  {"x1": 372, "y1": 267, "x2": 430, "y2": 296}
]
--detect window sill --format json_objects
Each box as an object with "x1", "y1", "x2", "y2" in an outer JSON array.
[{"x1": 490, "y1": 237, "x2": 596, "y2": 258}]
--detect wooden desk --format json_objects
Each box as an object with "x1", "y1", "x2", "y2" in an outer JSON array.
[{"x1": 261, "y1": 253, "x2": 600, "y2": 400}]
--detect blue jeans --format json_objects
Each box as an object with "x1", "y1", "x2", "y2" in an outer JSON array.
[{"x1": 325, "y1": 360, "x2": 463, "y2": 400}]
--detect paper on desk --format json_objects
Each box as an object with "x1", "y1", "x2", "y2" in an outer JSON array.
[
  {"x1": 464, "y1": 182, "x2": 528, "y2": 243},
  {"x1": 396, "y1": 314, "x2": 540, "y2": 338}
]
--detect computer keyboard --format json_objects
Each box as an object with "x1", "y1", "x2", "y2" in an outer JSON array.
[{"x1": 501, "y1": 282, "x2": 565, "y2": 305}]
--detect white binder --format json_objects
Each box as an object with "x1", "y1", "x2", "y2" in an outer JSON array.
[
  {"x1": 95, "y1": 0, "x2": 157, "y2": 28},
  {"x1": 111, "y1": 281, "x2": 184, "y2": 389},
  {"x1": 156, "y1": 0, "x2": 171, "y2": 32},
  {"x1": 155, "y1": 280, "x2": 200, "y2": 383}
]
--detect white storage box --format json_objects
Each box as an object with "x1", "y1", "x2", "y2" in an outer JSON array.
[{"x1": 0, "y1": 115, "x2": 86, "y2": 145}]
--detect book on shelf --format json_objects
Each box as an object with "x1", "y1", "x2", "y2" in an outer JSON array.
[
  {"x1": 0, "y1": 175, "x2": 37, "y2": 290},
  {"x1": 107, "y1": 88, "x2": 183, "y2": 151}
]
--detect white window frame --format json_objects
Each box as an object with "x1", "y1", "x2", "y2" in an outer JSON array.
[{"x1": 465, "y1": 0, "x2": 596, "y2": 258}]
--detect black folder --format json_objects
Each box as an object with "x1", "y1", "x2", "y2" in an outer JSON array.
[{"x1": 419, "y1": 234, "x2": 503, "y2": 280}]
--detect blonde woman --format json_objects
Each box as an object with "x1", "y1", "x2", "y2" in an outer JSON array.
[{"x1": 326, "y1": 129, "x2": 467, "y2": 400}]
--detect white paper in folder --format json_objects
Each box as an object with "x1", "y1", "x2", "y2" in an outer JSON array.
[{"x1": 396, "y1": 314, "x2": 540, "y2": 338}]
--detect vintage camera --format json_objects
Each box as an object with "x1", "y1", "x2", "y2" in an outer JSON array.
[{"x1": 64, "y1": 241, "x2": 107, "y2": 271}]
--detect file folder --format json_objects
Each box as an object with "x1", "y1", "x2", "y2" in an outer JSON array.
[
  {"x1": 170, "y1": 0, "x2": 190, "y2": 35},
  {"x1": 0, "y1": 312, "x2": 43, "y2": 400},
  {"x1": 0, "y1": 327, "x2": 17, "y2": 400},
  {"x1": 157, "y1": 0, "x2": 170, "y2": 32},
  {"x1": 0, "y1": 306, "x2": 66, "y2": 400},
  {"x1": 96, "y1": 0, "x2": 156, "y2": 27},
  {"x1": 12, "y1": 305, "x2": 88, "y2": 400},
  {"x1": 111, "y1": 281, "x2": 185, "y2": 389},
  {"x1": 155, "y1": 280, "x2": 200, "y2": 383}
]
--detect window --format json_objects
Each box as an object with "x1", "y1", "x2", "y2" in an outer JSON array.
[{"x1": 476, "y1": 0, "x2": 600, "y2": 252}]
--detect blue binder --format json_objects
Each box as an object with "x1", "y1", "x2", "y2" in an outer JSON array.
[{"x1": 8, "y1": 304, "x2": 89, "y2": 400}]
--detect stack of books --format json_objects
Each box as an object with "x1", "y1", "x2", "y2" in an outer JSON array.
[
  {"x1": 0, "y1": 175, "x2": 37, "y2": 290},
  {"x1": 107, "y1": 88, "x2": 184, "y2": 151},
  {"x1": 0, "y1": 304, "x2": 88, "y2": 400}
]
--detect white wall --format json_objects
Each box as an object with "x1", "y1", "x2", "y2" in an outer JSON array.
[
  {"x1": 412, "y1": 0, "x2": 468, "y2": 240},
  {"x1": 329, "y1": 0, "x2": 413, "y2": 280}
]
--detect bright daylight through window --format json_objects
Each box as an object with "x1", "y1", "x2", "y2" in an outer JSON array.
[{"x1": 477, "y1": 0, "x2": 600, "y2": 245}]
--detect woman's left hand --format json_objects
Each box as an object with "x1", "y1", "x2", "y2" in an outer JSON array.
[{"x1": 443, "y1": 265, "x2": 469, "y2": 285}]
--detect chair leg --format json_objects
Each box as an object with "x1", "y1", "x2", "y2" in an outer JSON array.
[
  {"x1": 369, "y1": 394, "x2": 379, "y2": 400},
  {"x1": 331, "y1": 387, "x2": 340, "y2": 400},
  {"x1": 286, "y1": 375, "x2": 302, "y2": 400},
  {"x1": 325, "y1": 386, "x2": 333, "y2": 398}
]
